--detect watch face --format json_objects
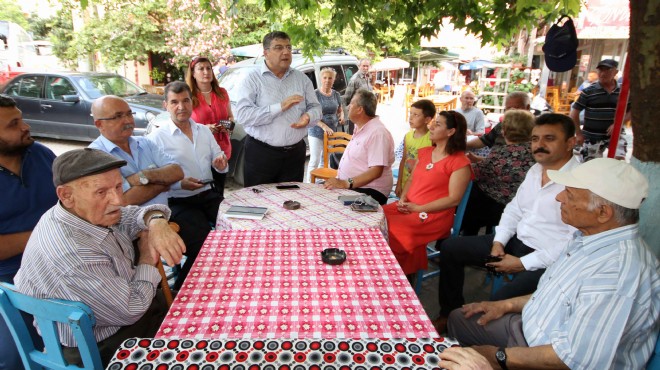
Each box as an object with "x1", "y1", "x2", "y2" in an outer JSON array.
[{"x1": 496, "y1": 350, "x2": 506, "y2": 361}]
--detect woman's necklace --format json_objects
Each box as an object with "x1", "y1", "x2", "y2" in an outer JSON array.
[
  {"x1": 320, "y1": 88, "x2": 332, "y2": 96},
  {"x1": 427, "y1": 149, "x2": 447, "y2": 170},
  {"x1": 200, "y1": 88, "x2": 212, "y2": 94}
]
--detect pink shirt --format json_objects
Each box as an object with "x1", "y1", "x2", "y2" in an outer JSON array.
[{"x1": 337, "y1": 116, "x2": 394, "y2": 196}]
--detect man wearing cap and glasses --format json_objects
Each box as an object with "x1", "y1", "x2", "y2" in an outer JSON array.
[
  {"x1": 14, "y1": 148, "x2": 186, "y2": 367},
  {"x1": 570, "y1": 59, "x2": 630, "y2": 161},
  {"x1": 446, "y1": 158, "x2": 658, "y2": 370},
  {"x1": 89, "y1": 95, "x2": 184, "y2": 207},
  {"x1": 234, "y1": 31, "x2": 322, "y2": 187}
]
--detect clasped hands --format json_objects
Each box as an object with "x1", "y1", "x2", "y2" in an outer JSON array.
[
  {"x1": 281, "y1": 95, "x2": 310, "y2": 128},
  {"x1": 485, "y1": 242, "x2": 525, "y2": 274}
]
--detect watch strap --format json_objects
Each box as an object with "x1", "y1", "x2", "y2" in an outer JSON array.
[
  {"x1": 347, "y1": 178, "x2": 354, "y2": 189},
  {"x1": 496, "y1": 347, "x2": 508, "y2": 370},
  {"x1": 147, "y1": 213, "x2": 167, "y2": 224}
]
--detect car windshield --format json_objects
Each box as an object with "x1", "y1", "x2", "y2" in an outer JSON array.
[{"x1": 74, "y1": 75, "x2": 145, "y2": 99}]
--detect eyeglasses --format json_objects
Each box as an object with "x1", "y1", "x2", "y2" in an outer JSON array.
[
  {"x1": 268, "y1": 45, "x2": 293, "y2": 52},
  {"x1": 95, "y1": 111, "x2": 136, "y2": 121}
]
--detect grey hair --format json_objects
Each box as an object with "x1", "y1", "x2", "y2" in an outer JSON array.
[
  {"x1": 506, "y1": 91, "x2": 531, "y2": 109},
  {"x1": 358, "y1": 58, "x2": 371, "y2": 65},
  {"x1": 320, "y1": 67, "x2": 337, "y2": 78},
  {"x1": 587, "y1": 192, "x2": 639, "y2": 225},
  {"x1": 353, "y1": 89, "x2": 377, "y2": 117}
]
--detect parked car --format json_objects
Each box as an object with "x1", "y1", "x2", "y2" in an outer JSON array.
[
  {"x1": 218, "y1": 52, "x2": 359, "y2": 185},
  {"x1": 1, "y1": 72, "x2": 164, "y2": 141}
]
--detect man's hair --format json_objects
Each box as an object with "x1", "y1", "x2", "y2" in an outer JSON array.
[
  {"x1": 227, "y1": 55, "x2": 236, "y2": 64},
  {"x1": 263, "y1": 31, "x2": 290, "y2": 49},
  {"x1": 438, "y1": 110, "x2": 467, "y2": 155},
  {"x1": 358, "y1": 58, "x2": 371, "y2": 65},
  {"x1": 588, "y1": 192, "x2": 639, "y2": 225},
  {"x1": 164, "y1": 81, "x2": 192, "y2": 100},
  {"x1": 506, "y1": 91, "x2": 530, "y2": 109},
  {"x1": 353, "y1": 89, "x2": 377, "y2": 117},
  {"x1": 410, "y1": 99, "x2": 436, "y2": 118},
  {"x1": 502, "y1": 110, "x2": 535, "y2": 143},
  {"x1": 535, "y1": 113, "x2": 576, "y2": 140},
  {"x1": 0, "y1": 95, "x2": 17, "y2": 108}
]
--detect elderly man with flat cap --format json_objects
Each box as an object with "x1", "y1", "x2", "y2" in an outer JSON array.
[
  {"x1": 446, "y1": 158, "x2": 659, "y2": 370},
  {"x1": 15, "y1": 148, "x2": 186, "y2": 366}
]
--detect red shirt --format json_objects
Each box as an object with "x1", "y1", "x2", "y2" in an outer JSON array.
[{"x1": 191, "y1": 89, "x2": 232, "y2": 158}]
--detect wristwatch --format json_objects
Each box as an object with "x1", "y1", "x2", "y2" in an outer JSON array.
[
  {"x1": 496, "y1": 347, "x2": 508, "y2": 370},
  {"x1": 347, "y1": 178, "x2": 354, "y2": 189},
  {"x1": 147, "y1": 213, "x2": 166, "y2": 224},
  {"x1": 138, "y1": 171, "x2": 149, "y2": 185}
]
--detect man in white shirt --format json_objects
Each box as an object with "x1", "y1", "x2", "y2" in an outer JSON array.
[
  {"x1": 455, "y1": 90, "x2": 485, "y2": 136},
  {"x1": 147, "y1": 81, "x2": 228, "y2": 289},
  {"x1": 434, "y1": 113, "x2": 579, "y2": 333}
]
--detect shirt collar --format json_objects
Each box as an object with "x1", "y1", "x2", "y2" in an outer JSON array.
[
  {"x1": 53, "y1": 202, "x2": 113, "y2": 246},
  {"x1": 166, "y1": 118, "x2": 197, "y2": 135},
  {"x1": 569, "y1": 224, "x2": 639, "y2": 255},
  {"x1": 95, "y1": 135, "x2": 137, "y2": 154},
  {"x1": 260, "y1": 63, "x2": 293, "y2": 79}
]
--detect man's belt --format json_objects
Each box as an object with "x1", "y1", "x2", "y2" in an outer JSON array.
[{"x1": 248, "y1": 135, "x2": 301, "y2": 152}]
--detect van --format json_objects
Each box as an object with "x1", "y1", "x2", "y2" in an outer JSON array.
[{"x1": 218, "y1": 52, "x2": 359, "y2": 185}]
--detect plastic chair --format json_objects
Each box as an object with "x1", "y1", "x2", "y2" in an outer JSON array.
[
  {"x1": 414, "y1": 181, "x2": 473, "y2": 294},
  {"x1": 647, "y1": 332, "x2": 660, "y2": 370},
  {"x1": 310, "y1": 132, "x2": 352, "y2": 183},
  {"x1": 0, "y1": 282, "x2": 102, "y2": 370}
]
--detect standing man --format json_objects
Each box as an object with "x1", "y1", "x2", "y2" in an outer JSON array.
[
  {"x1": 343, "y1": 58, "x2": 373, "y2": 134},
  {"x1": 455, "y1": 90, "x2": 486, "y2": 136},
  {"x1": 234, "y1": 31, "x2": 322, "y2": 187},
  {"x1": 89, "y1": 95, "x2": 184, "y2": 206},
  {"x1": 434, "y1": 113, "x2": 580, "y2": 333},
  {"x1": 148, "y1": 81, "x2": 228, "y2": 289},
  {"x1": 0, "y1": 95, "x2": 58, "y2": 370},
  {"x1": 324, "y1": 89, "x2": 394, "y2": 205},
  {"x1": 447, "y1": 159, "x2": 657, "y2": 370},
  {"x1": 570, "y1": 59, "x2": 629, "y2": 161}
]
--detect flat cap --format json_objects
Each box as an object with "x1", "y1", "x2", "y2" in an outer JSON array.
[
  {"x1": 596, "y1": 59, "x2": 619, "y2": 69},
  {"x1": 53, "y1": 148, "x2": 126, "y2": 186}
]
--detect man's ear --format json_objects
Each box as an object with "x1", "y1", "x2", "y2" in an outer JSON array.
[
  {"x1": 424, "y1": 116, "x2": 433, "y2": 125},
  {"x1": 596, "y1": 203, "x2": 615, "y2": 224},
  {"x1": 566, "y1": 135, "x2": 576, "y2": 151},
  {"x1": 57, "y1": 185, "x2": 74, "y2": 208},
  {"x1": 94, "y1": 120, "x2": 103, "y2": 130}
]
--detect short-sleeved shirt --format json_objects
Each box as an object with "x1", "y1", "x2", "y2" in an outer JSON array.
[
  {"x1": 572, "y1": 81, "x2": 626, "y2": 134},
  {"x1": 0, "y1": 142, "x2": 58, "y2": 277},
  {"x1": 401, "y1": 129, "x2": 432, "y2": 186},
  {"x1": 337, "y1": 116, "x2": 394, "y2": 197},
  {"x1": 308, "y1": 89, "x2": 342, "y2": 139},
  {"x1": 89, "y1": 135, "x2": 179, "y2": 206}
]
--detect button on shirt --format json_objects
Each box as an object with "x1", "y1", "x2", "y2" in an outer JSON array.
[
  {"x1": 522, "y1": 225, "x2": 660, "y2": 369},
  {"x1": 234, "y1": 64, "x2": 322, "y2": 147},
  {"x1": 494, "y1": 156, "x2": 580, "y2": 270},
  {"x1": 89, "y1": 135, "x2": 179, "y2": 206},
  {"x1": 147, "y1": 119, "x2": 226, "y2": 198},
  {"x1": 14, "y1": 202, "x2": 169, "y2": 346},
  {"x1": 337, "y1": 116, "x2": 395, "y2": 197}
]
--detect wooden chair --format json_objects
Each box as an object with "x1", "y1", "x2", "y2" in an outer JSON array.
[
  {"x1": 414, "y1": 181, "x2": 472, "y2": 294},
  {"x1": 0, "y1": 282, "x2": 102, "y2": 370},
  {"x1": 310, "y1": 132, "x2": 352, "y2": 183}
]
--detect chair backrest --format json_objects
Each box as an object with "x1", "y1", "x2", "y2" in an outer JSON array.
[
  {"x1": 451, "y1": 181, "x2": 473, "y2": 237},
  {"x1": 648, "y1": 332, "x2": 660, "y2": 370},
  {"x1": 322, "y1": 132, "x2": 352, "y2": 169},
  {"x1": 0, "y1": 282, "x2": 102, "y2": 370}
]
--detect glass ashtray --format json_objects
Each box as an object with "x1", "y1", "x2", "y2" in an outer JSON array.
[{"x1": 321, "y1": 248, "x2": 347, "y2": 265}]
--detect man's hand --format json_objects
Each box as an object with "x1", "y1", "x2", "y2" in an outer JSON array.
[
  {"x1": 145, "y1": 218, "x2": 185, "y2": 266},
  {"x1": 136, "y1": 230, "x2": 160, "y2": 266},
  {"x1": 324, "y1": 178, "x2": 349, "y2": 190},
  {"x1": 575, "y1": 130, "x2": 585, "y2": 146},
  {"x1": 606, "y1": 123, "x2": 614, "y2": 136},
  {"x1": 490, "y1": 242, "x2": 505, "y2": 257},
  {"x1": 181, "y1": 177, "x2": 205, "y2": 191},
  {"x1": 439, "y1": 347, "x2": 494, "y2": 370},
  {"x1": 213, "y1": 154, "x2": 228, "y2": 170},
  {"x1": 281, "y1": 95, "x2": 304, "y2": 111},
  {"x1": 290, "y1": 113, "x2": 310, "y2": 129},
  {"x1": 461, "y1": 300, "x2": 511, "y2": 326},
  {"x1": 487, "y1": 254, "x2": 525, "y2": 274}
]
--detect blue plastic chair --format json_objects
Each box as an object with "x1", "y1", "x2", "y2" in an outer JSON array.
[
  {"x1": 414, "y1": 181, "x2": 473, "y2": 294},
  {"x1": 0, "y1": 282, "x2": 102, "y2": 370},
  {"x1": 648, "y1": 332, "x2": 660, "y2": 370}
]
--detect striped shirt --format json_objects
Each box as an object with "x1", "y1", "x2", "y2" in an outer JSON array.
[
  {"x1": 234, "y1": 63, "x2": 322, "y2": 147},
  {"x1": 572, "y1": 81, "x2": 626, "y2": 135},
  {"x1": 522, "y1": 224, "x2": 660, "y2": 369},
  {"x1": 14, "y1": 202, "x2": 170, "y2": 347}
]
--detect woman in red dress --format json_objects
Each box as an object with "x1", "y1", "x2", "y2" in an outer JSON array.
[
  {"x1": 383, "y1": 111, "x2": 472, "y2": 275},
  {"x1": 186, "y1": 56, "x2": 234, "y2": 198}
]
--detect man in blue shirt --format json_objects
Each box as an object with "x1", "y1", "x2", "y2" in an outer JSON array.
[
  {"x1": 447, "y1": 158, "x2": 658, "y2": 370},
  {"x1": 0, "y1": 94, "x2": 58, "y2": 369},
  {"x1": 89, "y1": 95, "x2": 184, "y2": 207}
]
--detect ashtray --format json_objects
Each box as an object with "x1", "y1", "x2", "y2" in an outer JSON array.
[
  {"x1": 283, "y1": 200, "x2": 301, "y2": 210},
  {"x1": 321, "y1": 248, "x2": 347, "y2": 265}
]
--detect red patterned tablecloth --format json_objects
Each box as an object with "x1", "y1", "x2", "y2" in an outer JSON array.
[
  {"x1": 107, "y1": 337, "x2": 459, "y2": 369},
  {"x1": 216, "y1": 183, "x2": 387, "y2": 234},
  {"x1": 156, "y1": 229, "x2": 437, "y2": 339}
]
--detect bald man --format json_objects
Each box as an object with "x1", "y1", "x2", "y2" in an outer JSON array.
[
  {"x1": 89, "y1": 95, "x2": 184, "y2": 207},
  {"x1": 455, "y1": 90, "x2": 485, "y2": 136}
]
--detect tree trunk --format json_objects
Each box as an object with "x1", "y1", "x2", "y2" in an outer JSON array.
[{"x1": 630, "y1": 0, "x2": 660, "y2": 257}]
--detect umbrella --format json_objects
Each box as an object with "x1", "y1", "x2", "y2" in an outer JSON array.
[
  {"x1": 459, "y1": 60, "x2": 494, "y2": 71},
  {"x1": 372, "y1": 57, "x2": 410, "y2": 72},
  {"x1": 230, "y1": 44, "x2": 263, "y2": 58}
]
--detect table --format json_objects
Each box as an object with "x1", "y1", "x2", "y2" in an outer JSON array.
[
  {"x1": 107, "y1": 337, "x2": 459, "y2": 369},
  {"x1": 216, "y1": 182, "x2": 387, "y2": 234},
  {"x1": 156, "y1": 228, "x2": 437, "y2": 339}
]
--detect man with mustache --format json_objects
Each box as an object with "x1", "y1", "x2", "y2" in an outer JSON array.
[
  {"x1": 434, "y1": 113, "x2": 580, "y2": 334},
  {"x1": 148, "y1": 81, "x2": 228, "y2": 289},
  {"x1": 0, "y1": 95, "x2": 58, "y2": 369},
  {"x1": 235, "y1": 31, "x2": 322, "y2": 186},
  {"x1": 14, "y1": 148, "x2": 186, "y2": 367},
  {"x1": 89, "y1": 95, "x2": 184, "y2": 207}
]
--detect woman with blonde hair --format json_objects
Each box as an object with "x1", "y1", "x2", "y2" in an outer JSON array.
[{"x1": 186, "y1": 56, "x2": 234, "y2": 198}]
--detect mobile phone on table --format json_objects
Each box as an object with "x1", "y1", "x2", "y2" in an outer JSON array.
[
  {"x1": 338, "y1": 195, "x2": 361, "y2": 205},
  {"x1": 350, "y1": 203, "x2": 378, "y2": 212},
  {"x1": 275, "y1": 184, "x2": 300, "y2": 190},
  {"x1": 200, "y1": 179, "x2": 215, "y2": 185}
]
